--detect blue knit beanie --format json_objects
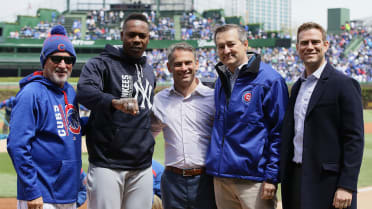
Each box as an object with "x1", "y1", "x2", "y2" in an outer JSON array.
[{"x1": 40, "y1": 25, "x2": 76, "y2": 68}]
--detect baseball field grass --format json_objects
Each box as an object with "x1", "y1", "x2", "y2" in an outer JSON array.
[
  {"x1": 0, "y1": 132, "x2": 166, "y2": 197},
  {"x1": 0, "y1": 114, "x2": 371, "y2": 197}
]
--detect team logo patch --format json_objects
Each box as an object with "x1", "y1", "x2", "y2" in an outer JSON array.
[
  {"x1": 65, "y1": 104, "x2": 81, "y2": 135},
  {"x1": 242, "y1": 91, "x2": 252, "y2": 103},
  {"x1": 58, "y1": 44, "x2": 66, "y2": 51}
]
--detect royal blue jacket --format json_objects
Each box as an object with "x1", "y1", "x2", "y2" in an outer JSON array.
[
  {"x1": 152, "y1": 160, "x2": 164, "y2": 198},
  {"x1": 7, "y1": 71, "x2": 82, "y2": 203},
  {"x1": 205, "y1": 53, "x2": 288, "y2": 183},
  {"x1": 77, "y1": 169, "x2": 87, "y2": 207},
  {"x1": 0, "y1": 96, "x2": 15, "y2": 115}
]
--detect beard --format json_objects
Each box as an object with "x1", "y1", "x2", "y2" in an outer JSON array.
[{"x1": 45, "y1": 67, "x2": 71, "y2": 87}]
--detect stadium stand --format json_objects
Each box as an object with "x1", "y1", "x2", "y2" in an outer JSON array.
[
  {"x1": 0, "y1": 5, "x2": 370, "y2": 83},
  {"x1": 258, "y1": 25, "x2": 372, "y2": 82}
]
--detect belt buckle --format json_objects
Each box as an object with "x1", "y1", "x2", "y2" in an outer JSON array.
[{"x1": 182, "y1": 169, "x2": 192, "y2": 177}]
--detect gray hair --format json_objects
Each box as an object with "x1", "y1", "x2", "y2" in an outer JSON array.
[
  {"x1": 213, "y1": 24, "x2": 247, "y2": 44},
  {"x1": 167, "y1": 42, "x2": 196, "y2": 65}
]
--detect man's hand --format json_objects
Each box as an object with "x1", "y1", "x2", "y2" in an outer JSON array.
[
  {"x1": 27, "y1": 196, "x2": 43, "y2": 209},
  {"x1": 333, "y1": 188, "x2": 352, "y2": 209},
  {"x1": 112, "y1": 98, "x2": 139, "y2": 115},
  {"x1": 261, "y1": 181, "x2": 277, "y2": 200}
]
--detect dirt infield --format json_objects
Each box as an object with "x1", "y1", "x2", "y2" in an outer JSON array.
[{"x1": 364, "y1": 122, "x2": 372, "y2": 134}]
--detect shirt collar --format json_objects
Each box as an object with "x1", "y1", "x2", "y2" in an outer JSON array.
[
  {"x1": 220, "y1": 53, "x2": 256, "y2": 76},
  {"x1": 300, "y1": 61, "x2": 327, "y2": 81},
  {"x1": 169, "y1": 78, "x2": 210, "y2": 97}
]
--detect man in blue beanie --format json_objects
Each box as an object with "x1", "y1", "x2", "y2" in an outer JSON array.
[{"x1": 7, "y1": 25, "x2": 83, "y2": 209}]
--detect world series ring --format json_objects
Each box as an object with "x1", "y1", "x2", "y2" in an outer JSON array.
[{"x1": 128, "y1": 102, "x2": 134, "y2": 110}]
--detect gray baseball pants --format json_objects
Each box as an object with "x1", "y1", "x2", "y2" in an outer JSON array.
[{"x1": 86, "y1": 163, "x2": 153, "y2": 209}]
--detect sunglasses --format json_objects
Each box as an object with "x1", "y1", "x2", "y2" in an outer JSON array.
[{"x1": 49, "y1": 55, "x2": 76, "y2": 65}]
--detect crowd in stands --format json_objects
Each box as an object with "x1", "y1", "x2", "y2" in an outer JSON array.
[
  {"x1": 180, "y1": 12, "x2": 224, "y2": 40},
  {"x1": 149, "y1": 16, "x2": 175, "y2": 40},
  {"x1": 85, "y1": 9, "x2": 176, "y2": 40},
  {"x1": 147, "y1": 25, "x2": 371, "y2": 83},
  {"x1": 85, "y1": 9, "x2": 126, "y2": 40},
  {"x1": 146, "y1": 48, "x2": 218, "y2": 82},
  {"x1": 85, "y1": 10, "x2": 226, "y2": 40},
  {"x1": 10, "y1": 9, "x2": 289, "y2": 41},
  {"x1": 258, "y1": 25, "x2": 372, "y2": 82},
  {"x1": 9, "y1": 21, "x2": 54, "y2": 39},
  {"x1": 5, "y1": 9, "x2": 372, "y2": 83},
  {"x1": 331, "y1": 29, "x2": 372, "y2": 82},
  {"x1": 9, "y1": 15, "x2": 67, "y2": 39}
]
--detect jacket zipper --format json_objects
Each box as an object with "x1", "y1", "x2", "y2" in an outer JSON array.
[{"x1": 218, "y1": 85, "x2": 230, "y2": 175}]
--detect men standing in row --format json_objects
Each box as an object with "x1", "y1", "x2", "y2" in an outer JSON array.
[
  {"x1": 77, "y1": 13, "x2": 156, "y2": 209},
  {"x1": 206, "y1": 24, "x2": 289, "y2": 209},
  {"x1": 280, "y1": 22, "x2": 364, "y2": 209},
  {"x1": 151, "y1": 42, "x2": 217, "y2": 209},
  {"x1": 7, "y1": 25, "x2": 82, "y2": 209}
]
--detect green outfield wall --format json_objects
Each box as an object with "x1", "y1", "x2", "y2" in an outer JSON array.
[{"x1": 0, "y1": 38, "x2": 290, "y2": 49}]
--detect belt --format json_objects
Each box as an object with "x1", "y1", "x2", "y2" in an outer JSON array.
[{"x1": 165, "y1": 166, "x2": 205, "y2": 176}]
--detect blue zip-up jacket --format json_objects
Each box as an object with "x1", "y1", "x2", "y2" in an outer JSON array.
[
  {"x1": 205, "y1": 53, "x2": 288, "y2": 183},
  {"x1": 7, "y1": 71, "x2": 82, "y2": 203}
]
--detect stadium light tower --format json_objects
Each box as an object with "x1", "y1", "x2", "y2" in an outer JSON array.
[
  {"x1": 156, "y1": 0, "x2": 160, "y2": 16},
  {"x1": 67, "y1": 0, "x2": 70, "y2": 12}
]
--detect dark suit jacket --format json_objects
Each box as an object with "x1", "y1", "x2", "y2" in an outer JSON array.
[{"x1": 280, "y1": 63, "x2": 364, "y2": 209}]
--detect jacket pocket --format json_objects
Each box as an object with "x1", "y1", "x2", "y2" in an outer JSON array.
[
  {"x1": 53, "y1": 160, "x2": 81, "y2": 201},
  {"x1": 321, "y1": 162, "x2": 340, "y2": 173}
]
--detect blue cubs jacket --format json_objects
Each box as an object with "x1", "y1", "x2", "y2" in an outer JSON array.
[
  {"x1": 77, "y1": 169, "x2": 87, "y2": 207},
  {"x1": 152, "y1": 160, "x2": 164, "y2": 198},
  {"x1": 0, "y1": 96, "x2": 15, "y2": 115},
  {"x1": 205, "y1": 53, "x2": 288, "y2": 183},
  {"x1": 7, "y1": 71, "x2": 82, "y2": 203}
]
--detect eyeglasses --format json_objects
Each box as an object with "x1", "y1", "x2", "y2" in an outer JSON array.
[{"x1": 49, "y1": 55, "x2": 76, "y2": 65}]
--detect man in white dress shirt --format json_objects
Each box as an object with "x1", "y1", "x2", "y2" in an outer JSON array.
[{"x1": 151, "y1": 42, "x2": 217, "y2": 209}]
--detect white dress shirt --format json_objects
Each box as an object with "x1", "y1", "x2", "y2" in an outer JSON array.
[
  {"x1": 292, "y1": 62, "x2": 327, "y2": 163},
  {"x1": 151, "y1": 80, "x2": 215, "y2": 169}
]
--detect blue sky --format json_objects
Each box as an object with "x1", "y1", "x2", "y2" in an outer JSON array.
[{"x1": 292, "y1": 0, "x2": 372, "y2": 28}]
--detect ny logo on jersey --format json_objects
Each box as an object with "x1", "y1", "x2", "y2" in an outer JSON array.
[{"x1": 134, "y1": 79, "x2": 153, "y2": 109}]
